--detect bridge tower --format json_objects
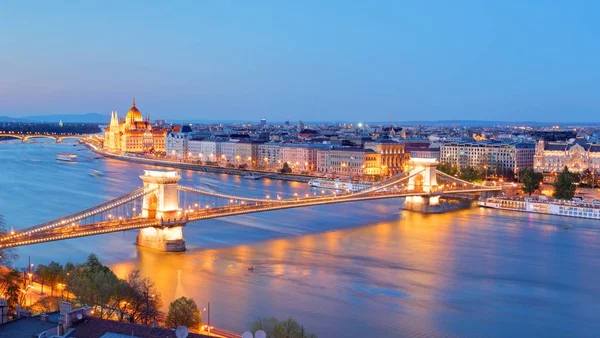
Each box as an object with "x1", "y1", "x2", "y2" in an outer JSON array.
[
  {"x1": 136, "y1": 170, "x2": 186, "y2": 252},
  {"x1": 405, "y1": 158, "x2": 441, "y2": 211},
  {"x1": 407, "y1": 158, "x2": 438, "y2": 193}
]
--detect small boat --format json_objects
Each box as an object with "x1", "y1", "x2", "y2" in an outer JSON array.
[
  {"x1": 56, "y1": 153, "x2": 77, "y2": 162},
  {"x1": 243, "y1": 173, "x2": 260, "y2": 180},
  {"x1": 89, "y1": 169, "x2": 103, "y2": 177},
  {"x1": 248, "y1": 266, "x2": 255, "y2": 272}
]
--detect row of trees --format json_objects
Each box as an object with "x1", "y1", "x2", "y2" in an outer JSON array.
[
  {"x1": 2, "y1": 250, "x2": 204, "y2": 330},
  {"x1": 436, "y1": 163, "x2": 485, "y2": 182}
]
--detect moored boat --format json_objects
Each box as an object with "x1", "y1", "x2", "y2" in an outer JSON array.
[
  {"x1": 479, "y1": 196, "x2": 600, "y2": 220},
  {"x1": 308, "y1": 178, "x2": 372, "y2": 192}
]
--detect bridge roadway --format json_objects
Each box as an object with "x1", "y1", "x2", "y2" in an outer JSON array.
[
  {"x1": 0, "y1": 131, "x2": 88, "y2": 142},
  {"x1": 0, "y1": 187, "x2": 500, "y2": 248}
]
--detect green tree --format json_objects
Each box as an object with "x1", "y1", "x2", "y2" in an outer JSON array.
[
  {"x1": 553, "y1": 166, "x2": 577, "y2": 200},
  {"x1": 34, "y1": 264, "x2": 50, "y2": 295},
  {"x1": 165, "y1": 296, "x2": 201, "y2": 329},
  {"x1": 436, "y1": 163, "x2": 458, "y2": 177},
  {"x1": 251, "y1": 317, "x2": 317, "y2": 338},
  {"x1": 46, "y1": 261, "x2": 64, "y2": 296},
  {"x1": 459, "y1": 166, "x2": 482, "y2": 182},
  {"x1": 0, "y1": 214, "x2": 18, "y2": 267},
  {"x1": 519, "y1": 168, "x2": 543, "y2": 196},
  {"x1": 280, "y1": 162, "x2": 292, "y2": 174},
  {"x1": 580, "y1": 168, "x2": 596, "y2": 188},
  {"x1": 251, "y1": 317, "x2": 279, "y2": 337},
  {"x1": 0, "y1": 269, "x2": 22, "y2": 311}
]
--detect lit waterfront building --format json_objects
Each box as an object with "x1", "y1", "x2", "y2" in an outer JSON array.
[
  {"x1": 165, "y1": 125, "x2": 195, "y2": 159},
  {"x1": 280, "y1": 144, "x2": 328, "y2": 172},
  {"x1": 316, "y1": 147, "x2": 381, "y2": 177},
  {"x1": 364, "y1": 140, "x2": 405, "y2": 176},
  {"x1": 257, "y1": 142, "x2": 282, "y2": 167},
  {"x1": 440, "y1": 141, "x2": 535, "y2": 174},
  {"x1": 534, "y1": 137, "x2": 600, "y2": 173},
  {"x1": 104, "y1": 99, "x2": 167, "y2": 153}
]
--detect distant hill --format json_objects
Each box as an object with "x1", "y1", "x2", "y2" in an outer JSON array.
[
  {"x1": 0, "y1": 116, "x2": 25, "y2": 122},
  {"x1": 4, "y1": 113, "x2": 110, "y2": 123}
]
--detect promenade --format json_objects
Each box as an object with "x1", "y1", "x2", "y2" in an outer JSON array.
[{"x1": 83, "y1": 141, "x2": 319, "y2": 183}]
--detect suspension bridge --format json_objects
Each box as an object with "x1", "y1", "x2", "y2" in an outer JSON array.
[
  {"x1": 0, "y1": 158, "x2": 501, "y2": 251},
  {"x1": 0, "y1": 131, "x2": 89, "y2": 142}
]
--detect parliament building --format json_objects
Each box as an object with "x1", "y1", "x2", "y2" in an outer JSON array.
[{"x1": 104, "y1": 99, "x2": 167, "y2": 153}]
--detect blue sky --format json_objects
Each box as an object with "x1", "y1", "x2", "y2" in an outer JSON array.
[{"x1": 0, "y1": 1, "x2": 598, "y2": 122}]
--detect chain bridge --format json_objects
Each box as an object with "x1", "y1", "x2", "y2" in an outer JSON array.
[{"x1": 0, "y1": 158, "x2": 501, "y2": 251}]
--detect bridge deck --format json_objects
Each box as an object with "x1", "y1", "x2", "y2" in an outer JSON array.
[{"x1": 0, "y1": 187, "x2": 500, "y2": 248}]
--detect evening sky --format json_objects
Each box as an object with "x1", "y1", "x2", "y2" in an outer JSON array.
[{"x1": 0, "y1": 1, "x2": 598, "y2": 122}]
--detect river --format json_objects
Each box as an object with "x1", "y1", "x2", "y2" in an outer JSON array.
[{"x1": 1, "y1": 141, "x2": 599, "y2": 337}]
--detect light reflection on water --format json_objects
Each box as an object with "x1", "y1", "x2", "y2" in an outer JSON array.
[{"x1": 1, "y1": 142, "x2": 600, "y2": 337}]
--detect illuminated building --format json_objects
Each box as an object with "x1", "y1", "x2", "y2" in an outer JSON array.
[
  {"x1": 104, "y1": 99, "x2": 167, "y2": 153},
  {"x1": 441, "y1": 141, "x2": 535, "y2": 174},
  {"x1": 317, "y1": 148, "x2": 381, "y2": 177},
  {"x1": 534, "y1": 138, "x2": 600, "y2": 173}
]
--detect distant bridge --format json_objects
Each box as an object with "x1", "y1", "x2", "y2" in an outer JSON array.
[
  {"x1": 0, "y1": 131, "x2": 89, "y2": 142},
  {"x1": 0, "y1": 159, "x2": 501, "y2": 251}
]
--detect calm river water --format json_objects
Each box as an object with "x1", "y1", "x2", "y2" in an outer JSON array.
[{"x1": 1, "y1": 141, "x2": 599, "y2": 337}]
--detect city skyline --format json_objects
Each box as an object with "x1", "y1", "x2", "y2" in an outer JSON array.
[{"x1": 1, "y1": 1, "x2": 599, "y2": 122}]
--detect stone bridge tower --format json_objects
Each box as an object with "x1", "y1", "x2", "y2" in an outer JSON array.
[{"x1": 136, "y1": 170, "x2": 186, "y2": 252}]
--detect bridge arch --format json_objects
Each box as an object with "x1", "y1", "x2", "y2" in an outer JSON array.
[
  {"x1": 23, "y1": 135, "x2": 59, "y2": 142},
  {"x1": 407, "y1": 158, "x2": 438, "y2": 193},
  {"x1": 57, "y1": 135, "x2": 84, "y2": 142},
  {"x1": 0, "y1": 134, "x2": 24, "y2": 140}
]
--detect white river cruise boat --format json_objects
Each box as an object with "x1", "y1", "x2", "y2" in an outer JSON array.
[
  {"x1": 308, "y1": 178, "x2": 373, "y2": 192},
  {"x1": 56, "y1": 153, "x2": 78, "y2": 162},
  {"x1": 478, "y1": 196, "x2": 600, "y2": 220}
]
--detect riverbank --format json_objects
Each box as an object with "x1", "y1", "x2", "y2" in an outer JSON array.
[{"x1": 81, "y1": 141, "x2": 318, "y2": 183}]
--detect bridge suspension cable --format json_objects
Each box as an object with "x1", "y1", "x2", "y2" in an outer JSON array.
[{"x1": 1, "y1": 187, "x2": 157, "y2": 241}]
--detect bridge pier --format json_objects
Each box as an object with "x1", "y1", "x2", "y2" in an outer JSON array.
[
  {"x1": 136, "y1": 170, "x2": 186, "y2": 252},
  {"x1": 403, "y1": 196, "x2": 436, "y2": 213}
]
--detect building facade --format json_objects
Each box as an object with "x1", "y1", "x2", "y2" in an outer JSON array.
[
  {"x1": 257, "y1": 142, "x2": 282, "y2": 167},
  {"x1": 364, "y1": 140, "x2": 405, "y2": 176},
  {"x1": 104, "y1": 100, "x2": 167, "y2": 153},
  {"x1": 534, "y1": 138, "x2": 600, "y2": 173},
  {"x1": 165, "y1": 126, "x2": 195, "y2": 159},
  {"x1": 280, "y1": 144, "x2": 327, "y2": 172},
  {"x1": 316, "y1": 148, "x2": 381, "y2": 177},
  {"x1": 440, "y1": 141, "x2": 535, "y2": 174}
]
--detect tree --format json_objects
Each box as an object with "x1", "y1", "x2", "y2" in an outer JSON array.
[
  {"x1": 35, "y1": 264, "x2": 50, "y2": 295},
  {"x1": 553, "y1": 166, "x2": 576, "y2": 200},
  {"x1": 459, "y1": 166, "x2": 482, "y2": 182},
  {"x1": 0, "y1": 214, "x2": 18, "y2": 267},
  {"x1": 251, "y1": 317, "x2": 279, "y2": 337},
  {"x1": 280, "y1": 162, "x2": 292, "y2": 174},
  {"x1": 46, "y1": 261, "x2": 64, "y2": 296},
  {"x1": 0, "y1": 269, "x2": 22, "y2": 311},
  {"x1": 436, "y1": 163, "x2": 458, "y2": 177},
  {"x1": 519, "y1": 168, "x2": 543, "y2": 196},
  {"x1": 580, "y1": 168, "x2": 596, "y2": 188},
  {"x1": 251, "y1": 317, "x2": 318, "y2": 338},
  {"x1": 165, "y1": 296, "x2": 201, "y2": 329}
]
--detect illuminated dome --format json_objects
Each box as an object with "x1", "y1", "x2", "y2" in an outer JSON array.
[{"x1": 126, "y1": 98, "x2": 143, "y2": 122}]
